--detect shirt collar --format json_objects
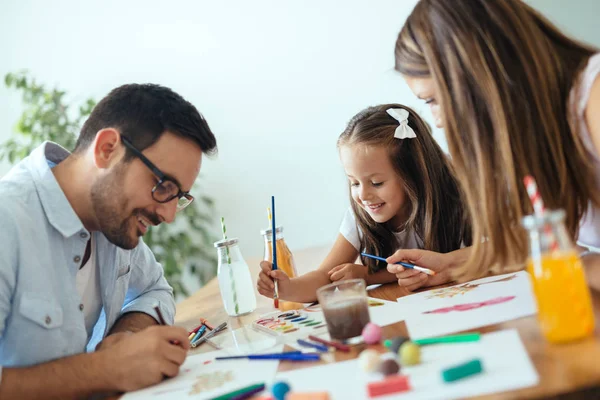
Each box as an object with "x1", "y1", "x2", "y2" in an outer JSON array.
[{"x1": 30, "y1": 142, "x2": 88, "y2": 238}]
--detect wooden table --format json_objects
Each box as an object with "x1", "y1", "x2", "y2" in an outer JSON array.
[{"x1": 175, "y1": 245, "x2": 600, "y2": 399}]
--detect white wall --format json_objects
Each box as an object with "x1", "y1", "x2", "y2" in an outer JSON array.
[{"x1": 1, "y1": 0, "x2": 598, "y2": 267}]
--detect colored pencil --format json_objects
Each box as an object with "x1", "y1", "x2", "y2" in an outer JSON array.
[
  {"x1": 270, "y1": 197, "x2": 279, "y2": 308},
  {"x1": 216, "y1": 353, "x2": 320, "y2": 361},
  {"x1": 154, "y1": 306, "x2": 168, "y2": 325},
  {"x1": 212, "y1": 383, "x2": 265, "y2": 400},
  {"x1": 200, "y1": 318, "x2": 214, "y2": 331},
  {"x1": 297, "y1": 339, "x2": 329, "y2": 352},
  {"x1": 154, "y1": 306, "x2": 182, "y2": 346},
  {"x1": 413, "y1": 332, "x2": 481, "y2": 345},
  {"x1": 229, "y1": 384, "x2": 267, "y2": 400},
  {"x1": 191, "y1": 322, "x2": 227, "y2": 348},
  {"x1": 190, "y1": 325, "x2": 207, "y2": 344},
  {"x1": 188, "y1": 322, "x2": 204, "y2": 336},
  {"x1": 360, "y1": 253, "x2": 436, "y2": 276},
  {"x1": 308, "y1": 335, "x2": 351, "y2": 352}
]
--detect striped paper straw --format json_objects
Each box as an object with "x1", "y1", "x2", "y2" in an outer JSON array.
[
  {"x1": 221, "y1": 217, "x2": 239, "y2": 314},
  {"x1": 523, "y1": 176, "x2": 558, "y2": 251},
  {"x1": 523, "y1": 176, "x2": 545, "y2": 216}
]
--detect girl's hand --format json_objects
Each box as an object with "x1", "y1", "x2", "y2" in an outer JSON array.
[
  {"x1": 257, "y1": 260, "x2": 291, "y2": 299},
  {"x1": 386, "y1": 249, "x2": 453, "y2": 292},
  {"x1": 328, "y1": 263, "x2": 368, "y2": 282}
]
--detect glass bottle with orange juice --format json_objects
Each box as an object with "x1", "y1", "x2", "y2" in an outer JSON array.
[
  {"x1": 521, "y1": 209, "x2": 595, "y2": 343},
  {"x1": 261, "y1": 226, "x2": 302, "y2": 310}
]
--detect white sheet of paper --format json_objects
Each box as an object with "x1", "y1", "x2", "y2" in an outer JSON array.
[
  {"x1": 368, "y1": 297, "x2": 409, "y2": 327},
  {"x1": 397, "y1": 271, "x2": 537, "y2": 339},
  {"x1": 276, "y1": 329, "x2": 539, "y2": 399},
  {"x1": 121, "y1": 346, "x2": 281, "y2": 400}
]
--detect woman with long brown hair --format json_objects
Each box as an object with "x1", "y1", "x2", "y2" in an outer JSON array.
[
  {"x1": 388, "y1": 0, "x2": 600, "y2": 291},
  {"x1": 256, "y1": 104, "x2": 471, "y2": 302}
]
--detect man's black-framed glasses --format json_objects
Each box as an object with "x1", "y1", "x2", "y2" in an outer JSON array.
[{"x1": 121, "y1": 135, "x2": 194, "y2": 212}]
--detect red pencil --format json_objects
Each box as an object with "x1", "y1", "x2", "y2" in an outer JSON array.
[{"x1": 188, "y1": 322, "x2": 204, "y2": 336}]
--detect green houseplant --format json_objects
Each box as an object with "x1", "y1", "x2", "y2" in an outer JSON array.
[{"x1": 1, "y1": 71, "x2": 217, "y2": 297}]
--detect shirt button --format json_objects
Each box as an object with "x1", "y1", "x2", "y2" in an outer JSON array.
[
  {"x1": 45, "y1": 316, "x2": 52, "y2": 325},
  {"x1": 80, "y1": 232, "x2": 88, "y2": 239},
  {"x1": 79, "y1": 304, "x2": 84, "y2": 311},
  {"x1": 74, "y1": 256, "x2": 81, "y2": 263}
]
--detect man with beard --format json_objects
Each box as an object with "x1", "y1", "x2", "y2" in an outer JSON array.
[{"x1": 0, "y1": 83, "x2": 217, "y2": 399}]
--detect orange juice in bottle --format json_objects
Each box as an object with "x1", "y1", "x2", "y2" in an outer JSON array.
[
  {"x1": 522, "y1": 209, "x2": 595, "y2": 343},
  {"x1": 261, "y1": 226, "x2": 302, "y2": 310}
]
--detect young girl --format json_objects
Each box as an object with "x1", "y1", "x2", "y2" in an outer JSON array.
[
  {"x1": 256, "y1": 104, "x2": 471, "y2": 302},
  {"x1": 390, "y1": 0, "x2": 600, "y2": 290}
]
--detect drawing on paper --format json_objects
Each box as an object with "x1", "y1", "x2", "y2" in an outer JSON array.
[
  {"x1": 425, "y1": 274, "x2": 518, "y2": 299},
  {"x1": 423, "y1": 296, "x2": 516, "y2": 314},
  {"x1": 189, "y1": 370, "x2": 234, "y2": 395}
]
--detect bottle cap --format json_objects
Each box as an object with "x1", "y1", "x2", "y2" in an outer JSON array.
[
  {"x1": 260, "y1": 226, "x2": 284, "y2": 236},
  {"x1": 521, "y1": 209, "x2": 565, "y2": 230},
  {"x1": 214, "y1": 238, "x2": 239, "y2": 248}
]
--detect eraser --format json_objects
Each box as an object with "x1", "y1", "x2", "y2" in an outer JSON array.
[
  {"x1": 286, "y1": 392, "x2": 330, "y2": 400},
  {"x1": 367, "y1": 375, "x2": 411, "y2": 397},
  {"x1": 442, "y1": 359, "x2": 483, "y2": 382}
]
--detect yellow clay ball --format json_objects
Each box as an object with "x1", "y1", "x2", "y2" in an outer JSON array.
[{"x1": 399, "y1": 341, "x2": 421, "y2": 366}]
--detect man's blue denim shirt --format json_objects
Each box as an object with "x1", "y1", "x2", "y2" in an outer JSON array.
[{"x1": 0, "y1": 142, "x2": 176, "y2": 378}]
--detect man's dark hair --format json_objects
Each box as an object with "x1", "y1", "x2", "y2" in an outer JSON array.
[{"x1": 74, "y1": 83, "x2": 217, "y2": 157}]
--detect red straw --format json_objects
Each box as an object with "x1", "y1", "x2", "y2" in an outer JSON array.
[{"x1": 523, "y1": 176, "x2": 558, "y2": 251}]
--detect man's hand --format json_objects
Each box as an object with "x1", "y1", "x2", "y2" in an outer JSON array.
[
  {"x1": 98, "y1": 325, "x2": 190, "y2": 392},
  {"x1": 328, "y1": 263, "x2": 368, "y2": 282},
  {"x1": 387, "y1": 249, "x2": 454, "y2": 292},
  {"x1": 95, "y1": 331, "x2": 133, "y2": 351},
  {"x1": 257, "y1": 261, "x2": 291, "y2": 299}
]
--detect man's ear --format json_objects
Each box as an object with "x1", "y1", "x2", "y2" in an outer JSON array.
[{"x1": 92, "y1": 128, "x2": 123, "y2": 169}]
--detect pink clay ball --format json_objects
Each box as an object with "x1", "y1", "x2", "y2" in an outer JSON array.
[{"x1": 362, "y1": 322, "x2": 382, "y2": 344}]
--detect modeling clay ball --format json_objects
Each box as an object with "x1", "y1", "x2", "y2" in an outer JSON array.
[
  {"x1": 362, "y1": 322, "x2": 383, "y2": 345},
  {"x1": 358, "y1": 349, "x2": 381, "y2": 372},
  {"x1": 399, "y1": 341, "x2": 421, "y2": 366},
  {"x1": 378, "y1": 358, "x2": 401, "y2": 376},
  {"x1": 272, "y1": 381, "x2": 291, "y2": 400},
  {"x1": 384, "y1": 336, "x2": 409, "y2": 354}
]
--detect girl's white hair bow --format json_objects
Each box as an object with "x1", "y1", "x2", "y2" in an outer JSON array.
[{"x1": 386, "y1": 108, "x2": 417, "y2": 139}]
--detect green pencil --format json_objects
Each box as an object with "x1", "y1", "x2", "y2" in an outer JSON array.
[
  {"x1": 413, "y1": 332, "x2": 481, "y2": 345},
  {"x1": 211, "y1": 383, "x2": 265, "y2": 400}
]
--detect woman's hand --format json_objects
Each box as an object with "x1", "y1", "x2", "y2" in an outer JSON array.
[{"x1": 386, "y1": 249, "x2": 454, "y2": 291}]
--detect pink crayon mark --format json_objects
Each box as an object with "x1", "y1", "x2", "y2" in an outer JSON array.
[
  {"x1": 203, "y1": 360, "x2": 212, "y2": 365},
  {"x1": 423, "y1": 296, "x2": 516, "y2": 314}
]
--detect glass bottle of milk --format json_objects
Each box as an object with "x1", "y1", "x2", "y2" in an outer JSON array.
[{"x1": 215, "y1": 238, "x2": 257, "y2": 317}]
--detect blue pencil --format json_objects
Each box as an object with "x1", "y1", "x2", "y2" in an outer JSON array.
[
  {"x1": 190, "y1": 325, "x2": 207, "y2": 344},
  {"x1": 297, "y1": 339, "x2": 329, "y2": 352},
  {"x1": 216, "y1": 353, "x2": 320, "y2": 361},
  {"x1": 360, "y1": 252, "x2": 436, "y2": 276}
]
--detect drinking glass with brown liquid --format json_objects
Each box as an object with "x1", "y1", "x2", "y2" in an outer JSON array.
[{"x1": 316, "y1": 279, "x2": 370, "y2": 340}]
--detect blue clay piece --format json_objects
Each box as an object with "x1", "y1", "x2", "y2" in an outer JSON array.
[{"x1": 272, "y1": 381, "x2": 291, "y2": 400}]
